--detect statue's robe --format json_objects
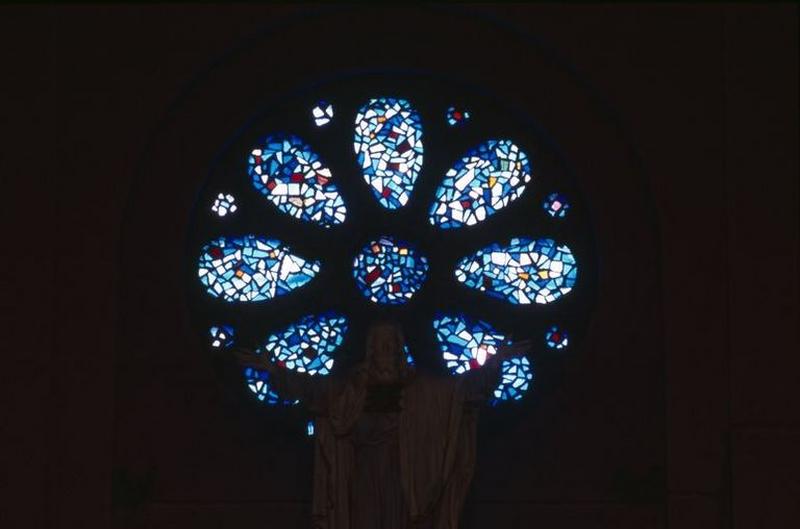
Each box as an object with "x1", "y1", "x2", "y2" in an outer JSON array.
[{"x1": 270, "y1": 359, "x2": 501, "y2": 529}]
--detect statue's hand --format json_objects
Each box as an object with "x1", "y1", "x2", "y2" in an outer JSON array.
[
  {"x1": 496, "y1": 338, "x2": 534, "y2": 359},
  {"x1": 232, "y1": 347, "x2": 273, "y2": 372}
]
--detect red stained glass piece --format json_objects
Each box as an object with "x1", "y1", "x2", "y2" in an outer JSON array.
[
  {"x1": 388, "y1": 131, "x2": 399, "y2": 139},
  {"x1": 391, "y1": 283, "x2": 401, "y2": 292},
  {"x1": 482, "y1": 275, "x2": 492, "y2": 288},
  {"x1": 397, "y1": 140, "x2": 411, "y2": 153},
  {"x1": 551, "y1": 333, "x2": 561, "y2": 342},
  {"x1": 381, "y1": 187, "x2": 391, "y2": 198},
  {"x1": 469, "y1": 358, "x2": 481, "y2": 370},
  {"x1": 291, "y1": 173, "x2": 304, "y2": 183},
  {"x1": 366, "y1": 266, "x2": 382, "y2": 284},
  {"x1": 266, "y1": 180, "x2": 277, "y2": 190},
  {"x1": 276, "y1": 360, "x2": 286, "y2": 368},
  {"x1": 460, "y1": 199, "x2": 471, "y2": 208},
  {"x1": 209, "y1": 247, "x2": 222, "y2": 259},
  {"x1": 454, "y1": 111, "x2": 462, "y2": 120}
]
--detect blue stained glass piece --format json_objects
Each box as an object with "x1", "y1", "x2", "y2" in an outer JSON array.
[
  {"x1": 353, "y1": 98, "x2": 424, "y2": 209},
  {"x1": 433, "y1": 313, "x2": 506, "y2": 375},
  {"x1": 243, "y1": 367, "x2": 299, "y2": 406},
  {"x1": 455, "y1": 238, "x2": 577, "y2": 304},
  {"x1": 543, "y1": 192, "x2": 570, "y2": 218},
  {"x1": 209, "y1": 325, "x2": 234, "y2": 348},
  {"x1": 198, "y1": 235, "x2": 320, "y2": 302},
  {"x1": 490, "y1": 356, "x2": 534, "y2": 406},
  {"x1": 545, "y1": 325, "x2": 569, "y2": 349},
  {"x1": 429, "y1": 139, "x2": 532, "y2": 229},
  {"x1": 307, "y1": 420, "x2": 315, "y2": 436},
  {"x1": 260, "y1": 312, "x2": 348, "y2": 376},
  {"x1": 352, "y1": 236, "x2": 429, "y2": 305},
  {"x1": 403, "y1": 344, "x2": 414, "y2": 366},
  {"x1": 249, "y1": 134, "x2": 346, "y2": 227}
]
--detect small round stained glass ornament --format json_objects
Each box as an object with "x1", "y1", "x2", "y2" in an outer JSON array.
[
  {"x1": 312, "y1": 101, "x2": 334, "y2": 127},
  {"x1": 209, "y1": 325, "x2": 234, "y2": 348},
  {"x1": 543, "y1": 192, "x2": 570, "y2": 218},
  {"x1": 211, "y1": 193, "x2": 237, "y2": 217},
  {"x1": 545, "y1": 325, "x2": 569, "y2": 349},
  {"x1": 446, "y1": 106, "x2": 470, "y2": 126}
]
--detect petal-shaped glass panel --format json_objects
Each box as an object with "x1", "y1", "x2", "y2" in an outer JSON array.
[
  {"x1": 490, "y1": 356, "x2": 534, "y2": 406},
  {"x1": 249, "y1": 135, "x2": 347, "y2": 227},
  {"x1": 353, "y1": 98, "x2": 424, "y2": 209},
  {"x1": 433, "y1": 313, "x2": 507, "y2": 375},
  {"x1": 260, "y1": 312, "x2": 348, "y2": 375},
  {"x1": 198, "y1": 235, "x2": 320, "y2": 302},
  {"x1": 352, "y1": 236, "x2": 429, "y2": 305},
  {"x1": 429, "y1": 139, "x2": 532, "y2": 228},
  {"x1": 244, "y1": 367, "x2": 299, "y2": 406},
  {"x1": 455, "y1": 238, "x2": 577, "y2": 304}
]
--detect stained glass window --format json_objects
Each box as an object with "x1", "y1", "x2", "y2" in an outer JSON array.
[
  {"x1": 433, "y1": 313, "x2": 507, "y2": 375},
  {"x1": 446, "y1": 106, "x2": 470, "y2": 126},
  {"x1": 353, "y1": 98, "x2": 424, "y2": 209},
  {"x1": 244, "y1": 367, "x2": 299, "y2": 406},
  {"x1": 194, "y1": 89, "x2": 594, "y2": 413},
  {"x1": 260, "y1": 313, "x2": 347, "y2": 375},
  {"x1": 209, "y1": 325, "x2": 234, "y2": 348},
  {"x1": 543, "y1": 192, "x2": 569, "y2": 218},
  {"x1": 545, "y1": 325, "x2": 569, "y2": 349},
  {"x1": 490, "y1": 356, "x2": 534, "y2": 406},
  {"x1": 352, "y1": 236, "x2": 429, "y2": 305},
  {"x1": 455, "y1": 237, "x2": 577, "y2": 304},
  {"x1": 197, "y1": 235, "x2": 320, "y2": 302},
  {"x1": 429, "y1": 139, "x2": 531, "y2": 229},
  {"x1": 211, "y1": 193, "x2": 237, "y2": 217},
  {"x1": 249, "y1": 135, "x2": 346, "y2": 227},
  {"x1": 311, "y1": 101, "x2": 333, "y2": 127}
]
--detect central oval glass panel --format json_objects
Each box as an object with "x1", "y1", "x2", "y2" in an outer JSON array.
[{"x1": 352, "y1": 236, "x2": 429, "y2": 305}]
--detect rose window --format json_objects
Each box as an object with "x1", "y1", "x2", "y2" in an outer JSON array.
[{"x1": 189, "y1": 79, "x2": 595, "y2": 425}]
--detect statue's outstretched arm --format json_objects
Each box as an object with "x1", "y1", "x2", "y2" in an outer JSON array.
[
  {"x1": 462, "y1": 338, "x2": 534, "y2": 402},
  {"x1": 233, "y1": 347, "x2": 332, "y2": 411}
]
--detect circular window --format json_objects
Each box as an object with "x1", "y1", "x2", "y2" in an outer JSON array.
[{"x1": 187, "y1": 74, "x2": 597, "y2": 414}]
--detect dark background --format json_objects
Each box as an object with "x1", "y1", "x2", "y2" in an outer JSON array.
[{"x1": 2, "y1": 4, "x2": 797, "y2": 529}]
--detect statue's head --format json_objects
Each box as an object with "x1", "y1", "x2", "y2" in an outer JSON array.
[{"x1": 365, "y1": 319, "x2": 410, "y2": 383}]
